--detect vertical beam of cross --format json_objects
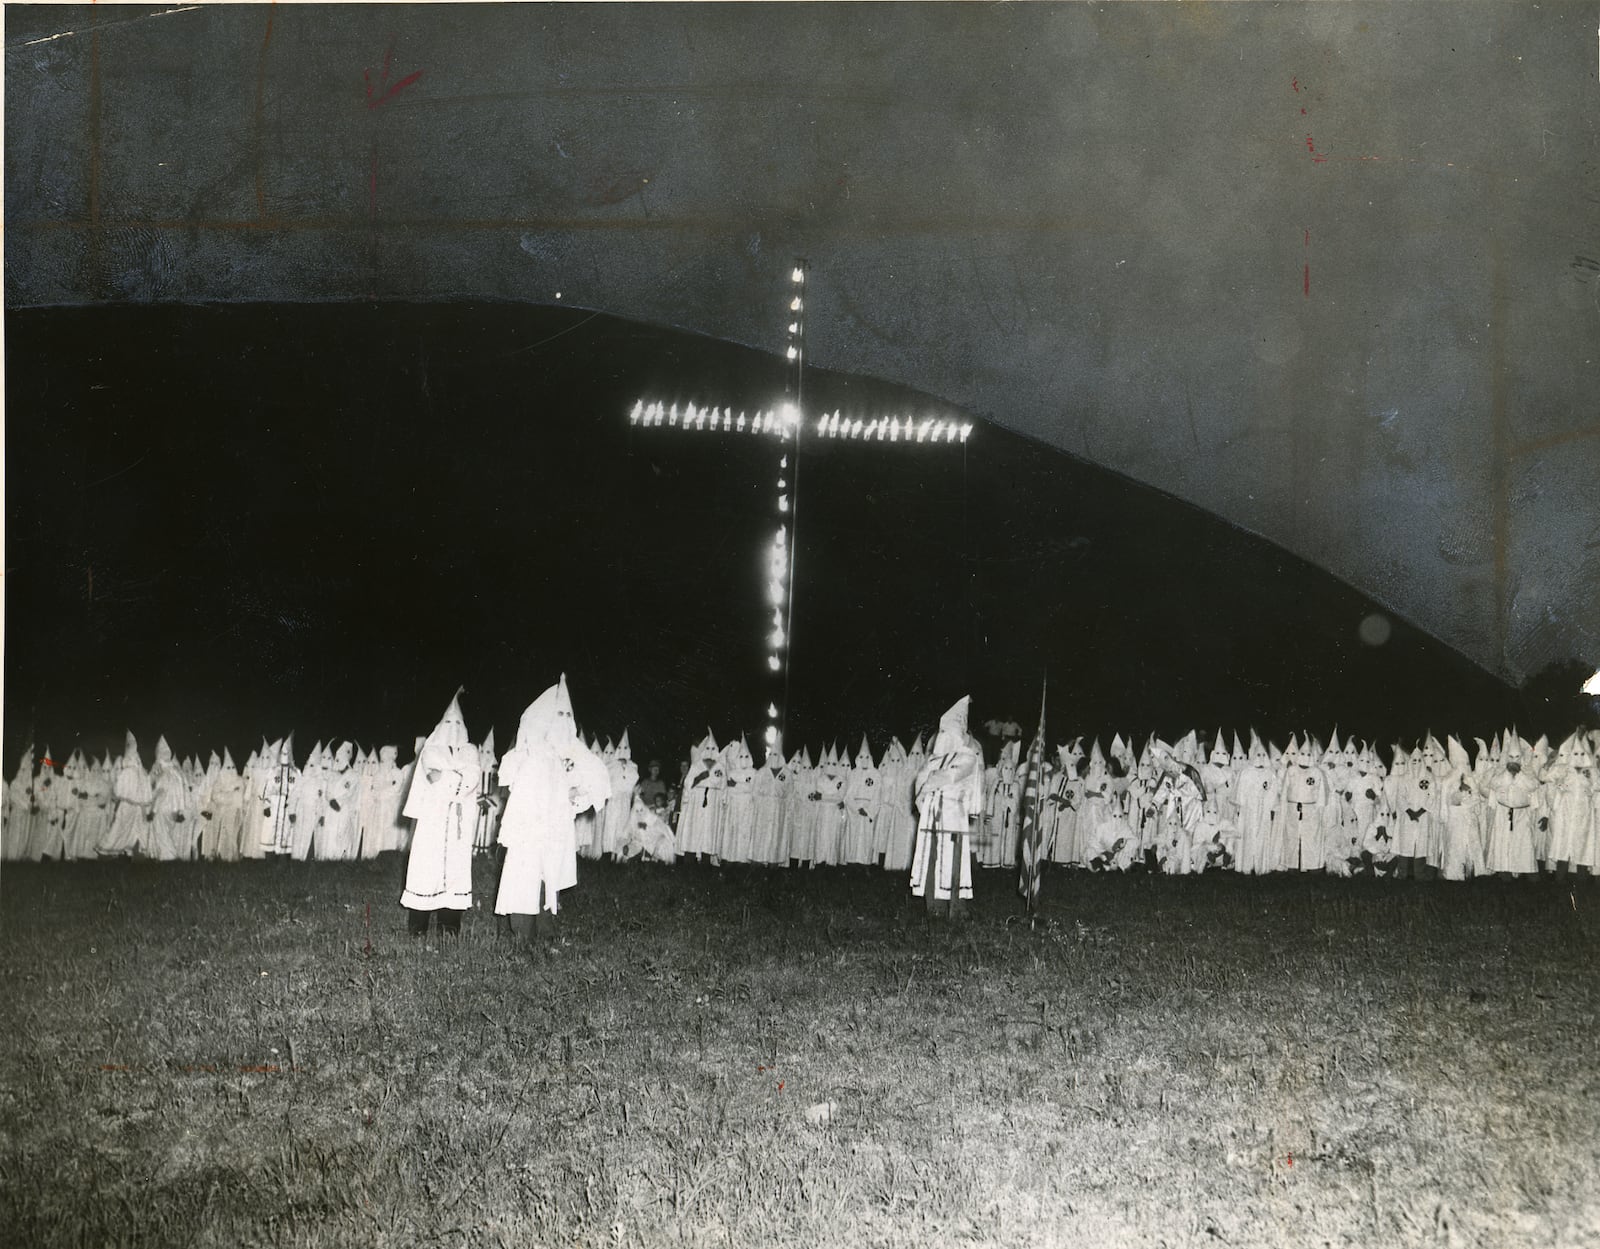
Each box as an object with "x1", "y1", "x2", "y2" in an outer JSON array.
[{"x1": 773, "y1": 261, "x2": 808, "y2": 754}]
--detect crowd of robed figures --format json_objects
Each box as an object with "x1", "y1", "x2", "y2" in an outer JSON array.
[
  {"x1": 7, "y1": 684, "x2": 1598, "y2": 930},
  {"x1": 664, "y1": 699, "x2": 1600, "y2": 892}
]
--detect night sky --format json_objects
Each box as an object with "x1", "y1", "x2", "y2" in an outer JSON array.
[
  {"x1": 4, "y1": 301, "x2": 1566, "y2": 771},
  {"x1": 8, "y1": 4, "x2": 1596, "y2": 690}
]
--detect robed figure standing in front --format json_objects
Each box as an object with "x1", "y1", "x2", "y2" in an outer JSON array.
[
  {"x1": 400, "y1": 693, "x2": 481, "y2": 937},
  {"x1": 494, "y1": 675, "x2": 610, "y2": 945},
  {"x1": 909, "y1": 696, "x2": 986, "y2": 919}
]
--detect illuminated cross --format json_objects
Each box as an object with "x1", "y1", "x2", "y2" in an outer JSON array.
[{"x1": 627, "y1": 259, "x2": 973, "y2": 752}]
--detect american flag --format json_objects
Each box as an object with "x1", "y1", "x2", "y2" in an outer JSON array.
[{"x1": 1016, "y1": 679, "x2": 1051, "y2": 916}]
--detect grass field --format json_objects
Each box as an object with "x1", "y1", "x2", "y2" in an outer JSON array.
[{"x1": 2, "y1": 856, "x2": 1598, "y2": 1248}]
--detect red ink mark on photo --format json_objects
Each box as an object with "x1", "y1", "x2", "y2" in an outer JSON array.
[
  {"x1": 1301, "y1": 107, "x2": 1307, "y2": 115},
  {"x1": 777, "y1": 1081, "x2": 785, "y2": 1091},
  {"x1": 757, "y1": 1065, "x2": 766, "y2": 1072},
  {"x1": 1286, "y1": 1152, "x2": 1294, "y2": 1167},
  {"x1": 1305, "y1": 135, "x2": 1315, "y2": 153},
  {"x1": 364, "y1": 43, "x2": 423, "y2": 111},
  {"x1": 1292, "y1": 77, "x2": 1300, "y2": 93}
]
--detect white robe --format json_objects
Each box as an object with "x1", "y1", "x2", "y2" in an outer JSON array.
[
  {"x1": 840, "y1": 763, "x2": 881, "y2": 865},
  {"x1": 599, "y1": 756, "x2": 638, "y2": 857},
  {"x1": 400, "y1": 743, "x2": 481, "y2": 911},
  {"x1": 100, "y1": 758, "x2": 153, "y2": 855},
  {"x1": 1482, "y1": 768, "x2": 1541, "y2": 874},
  {"x1": 495, "y1": 737, "x2": 608, "y2": 916},
  {"x1": 717, "y1": 757, "x2": 757, "y2": 862},
  {"x1": 910, "y1": 751, "x2": 984, "y2": 900}
]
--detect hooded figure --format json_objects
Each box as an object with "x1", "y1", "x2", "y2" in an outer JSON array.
[
  {"x1": 909, "y1": 697, "x2": 985, "y2": 915},
  {"x1": 473, "y1": 729, "x2": 503, "y2": 856},
  {"x1": 206, "y1": 749, "x2": 247, "y2": 861},
  {"x1": 401, "y1": 694, "x2": 483, "y2": 934},
  {"x1": 494, "y1": 676, "x2": 610, "y2": 941},
  {"x1": 142, "y1": 736, "x2": 192, "y2": 860},
  {"x1": 716, "y1": 736, "x2": 758, "y2": 863},
  {"x1": 749, "y1": 743, "x2": 790, "y2": 865},
  {"x1": 1271, "y1": 737, "x2": 1331, "y2": 872},
  {"x1": 979, "y1": 740, "x2": 1022, "y2": 870},
  {"x1": 361, "y1": 745, "x2": 408, "y2": 856},
  {"x1": 286, "y1": 743, "x2": 328, "y2": 861},
  {"x1": 1128, "y1": 744, "x2": 1167, "y2": 864},
  {"x1": 1200, "y1": 732, "x2": 1238, "y2": 831},
  {"x1": 25, "y1": 749, "x2": 67, "y2": 861},
  {"x1": 776, "y1": 746, "x2": 809, "y2": 864},
  {"x1": 69, "y1": 751, "x2": 114, "y2": 860},
  {"x1": 1233, "y1": 734, "x2": 1278, "y2": 875},
  {"x1": 675, "y1": 731, "x2": 726, "y2": 862},
  {"x1": 1046, "y1": 739, "x2": 1086, "y2": 867},
  {"x1": 1482, "y1": 736, "x2": 1541, "y2": 876},
  {"x1": 876, "y1": 738, "x2": 919, "y2": 873},
  {"x1": 256, "y1": 737, "x2": 298, "y2": 857},
  {"x1": 318, "y1": 742, "x2": 363, "y2": 861},
  {"x1": 598, "y1": 731, "x2": 639, "y2": 860},
  {"x1": 808, "y1": 745, "x2": 850, "y2": 867},
  {"x1": 1542, "y1": 732, "x2": 1595, "y2": 872},
  {"x1": 841, "y1": 736, "x2": 881, "y2": 866},
  {"x1": 3, "y1": 747, "x2": 36, "y2": 860},
  {"x1": 98, "y1": 734, "x2": 154, "y2": 856},
  {"x1": 622, "y1": 788, "x2": 678, "y2": 864},
  {"x1": 1149, "y1": 746, "x2": 1205, "y2": 874},
  {"x1": 1435, "y1": 736, "x2": 1484, "y2": 881},
  {"x1": 1387, "y1": 739, "x2": 1440, "y2": 878}
]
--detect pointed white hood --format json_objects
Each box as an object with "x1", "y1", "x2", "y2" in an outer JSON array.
[{"x1": 931, "y1": 696, "x2": 972, "y2": 756}]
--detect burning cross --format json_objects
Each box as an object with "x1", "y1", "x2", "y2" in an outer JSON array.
[{"x1": 626, "y1": 260, "x2": 972, "y2": 752}]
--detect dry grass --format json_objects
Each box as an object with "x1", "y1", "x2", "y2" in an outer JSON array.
[{"x1": 2, "y1": 856, "x2": 1598, "y2": 1247}]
